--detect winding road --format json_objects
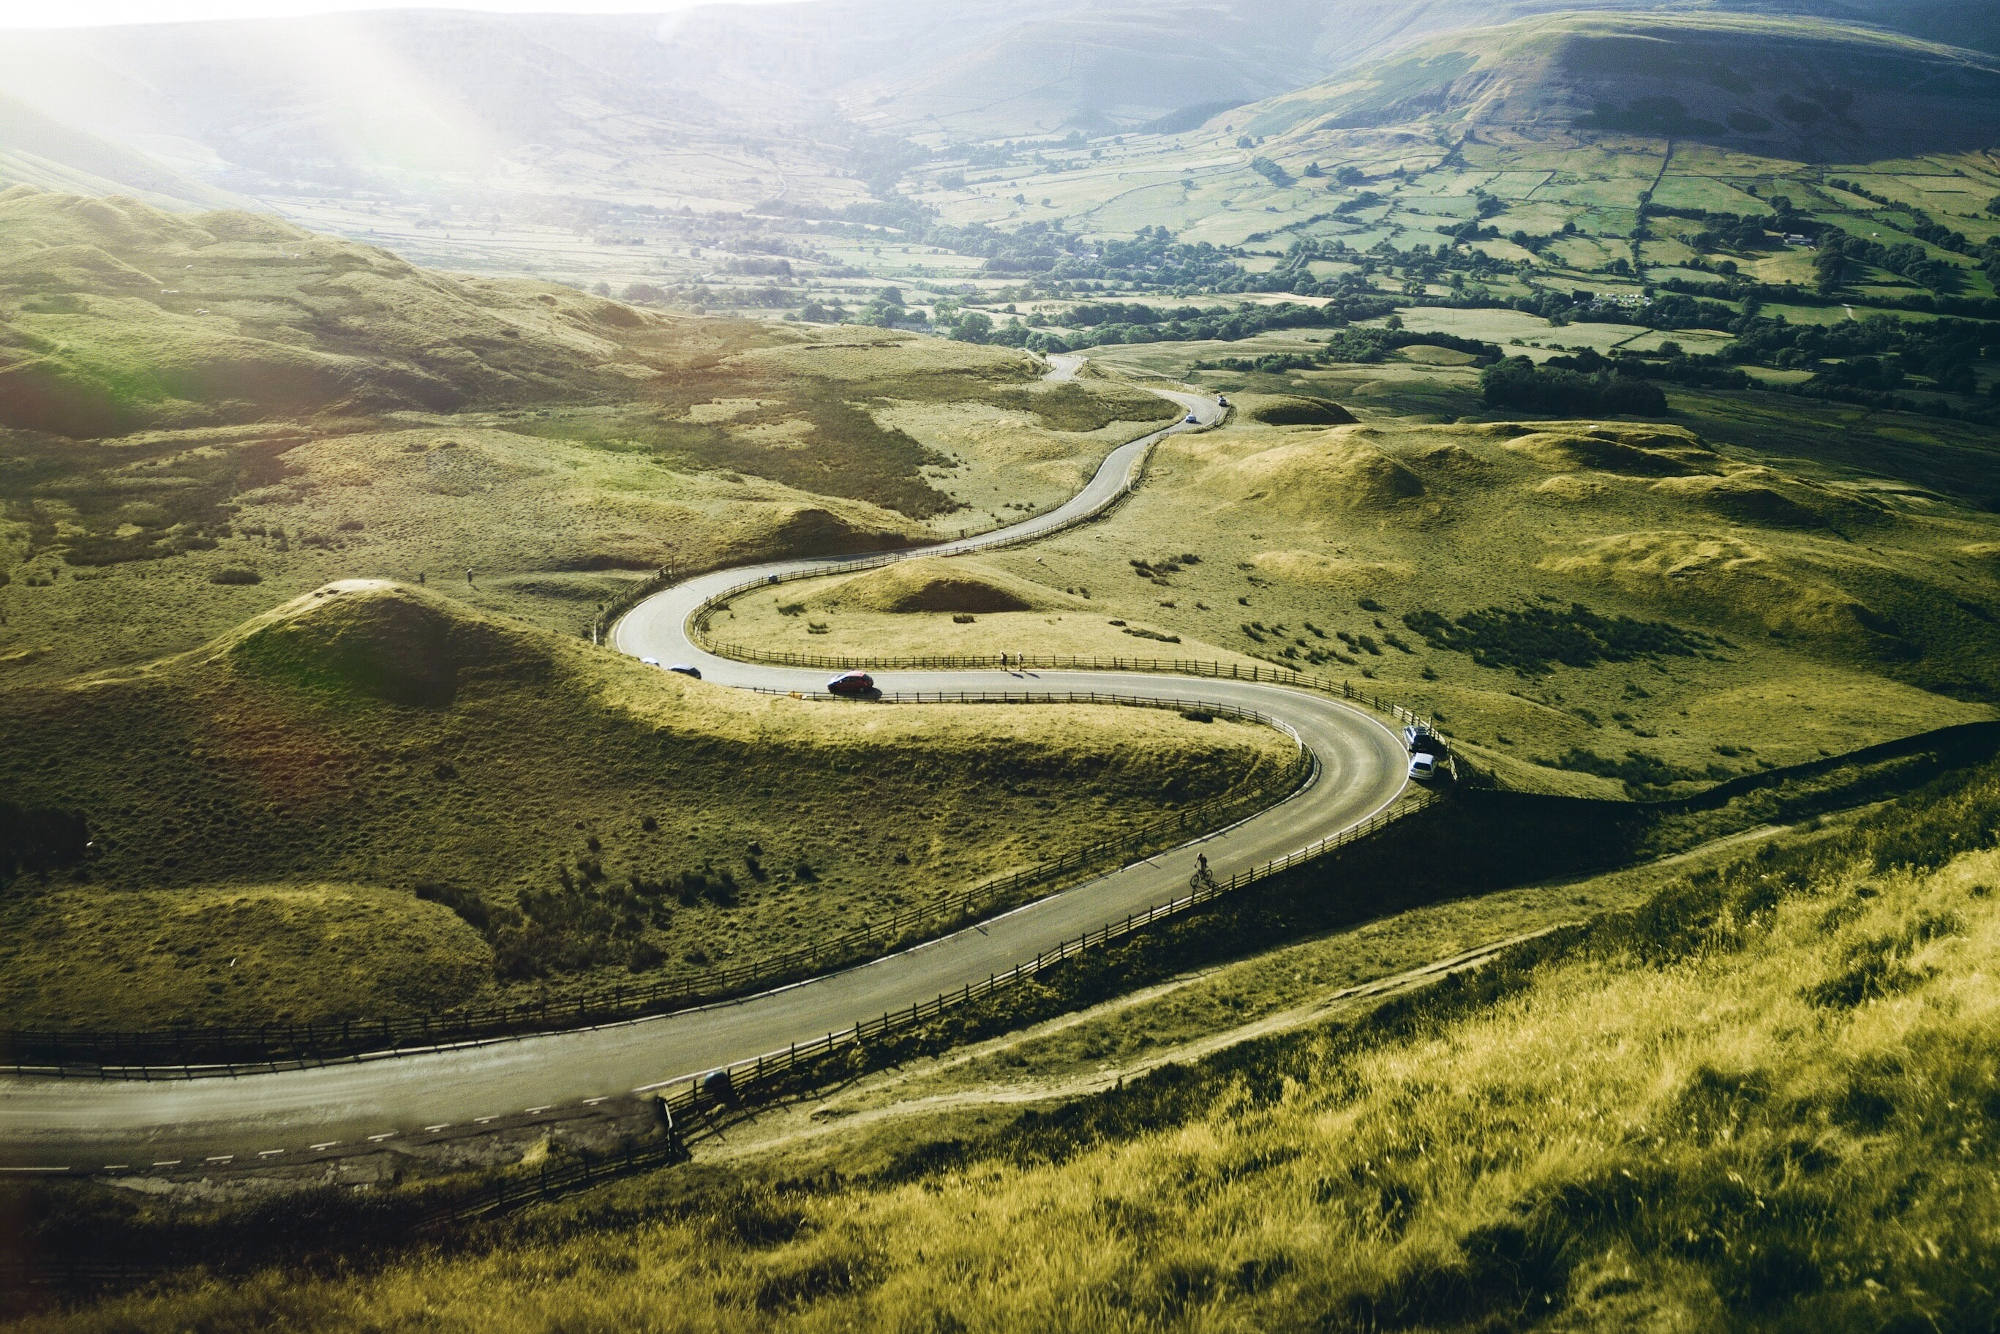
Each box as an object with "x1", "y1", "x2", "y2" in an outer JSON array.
[{"x1": 0, "y1": 365, "x2": 1411, "y2": 1173}]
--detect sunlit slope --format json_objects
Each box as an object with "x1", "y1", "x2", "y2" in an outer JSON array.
[
  {"x1": 0, "y1": 580, "x2": 1293, "y2": 1029},
  {"x1": 0, "y1": 186, "x2": 734, "y2": 435},
  {"x1": 726, "y1": 407, "x2": 2000, "y2": 796},
  {"x1": 0, "y1": 185, "x2": 1173, "y2": 682},
  {"x1": 0, "y1": 93, "x2": 245, "y2": 213},
  {"x1": 1221, "y1": 13, "x2": 2000, "y2": 159},
  {"x1": 49, "y1": 750, "x2": 2000, "y2": 1329}
]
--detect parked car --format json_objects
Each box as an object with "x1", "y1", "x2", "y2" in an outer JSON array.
[
  {"x1": 1216, "y1": 395, "x2": 1230, "y2": 408},
  {"x1": 827, "y1": 670, "x2": 876, "y2": 696},
  {"x1": 666, "y1": 663, "x2": 701, "y2": 679},
  {"x1": 1403, "y1": 724, "x2": 1443, "y2": 755},
  {"x1": 1409, "y1": 752, "x2": 1439, "y2": 782},
  {"x1": 639, "y1": 656, "x2": 661, "y2": 667}
]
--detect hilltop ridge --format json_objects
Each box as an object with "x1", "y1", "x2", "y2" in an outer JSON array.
[
  {"x1": 0, "y1": 186, "x2": 730, "y2": 435},
  {"x1": 1224, "y1": 13, "x2": 2000, "y2": 160}
]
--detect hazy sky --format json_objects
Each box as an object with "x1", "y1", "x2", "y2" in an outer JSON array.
[{"x1": 0, "y1": 0, "x2": 794, "y2": 27}]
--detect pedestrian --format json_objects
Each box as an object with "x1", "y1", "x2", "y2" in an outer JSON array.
[
  {"x1": 466, "y1": 567, "x2": 475, "y2": 586},
  {"x1": 417, "y1": 570, "x2": 425, "y2": 586}
]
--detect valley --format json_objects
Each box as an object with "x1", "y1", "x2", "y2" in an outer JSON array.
[{"x1": 5, "y1": 1, "x2": 2000, "y2": 1328}]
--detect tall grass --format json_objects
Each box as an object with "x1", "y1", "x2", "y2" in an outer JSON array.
[{"x1": 22, "y1": 760, "x2": 2000, "y2": 1330}]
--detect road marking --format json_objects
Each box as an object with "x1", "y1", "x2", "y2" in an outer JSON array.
[
  {"x1": 151, "y1": 1159, "x2": 182, "y2": 1168},
  {"x1": 0, "y1": 1165, "x2": 70, "y2": 1173},
  {"x1": 473, "y1": 1116, "x2": 496, "y2": 1124},
  {"x1": 205, "y1": 1155, "x2": 234, "y2": 1164},
  {"x1": 582, "y1": 1097, "x2": 606, "y2": 1106},
  {"x1": 310, "y1": 1142, "x2": 338, "y2": 1151},
  {"x1": 423, "y1": 1124, "x2": 451, "y2": 1133},
  {"x1": 257, "y1": 1149, "x2": 285, "y2": 1158},
  {"x1": 366, "y1": 1132, "x2": 396, "y2": 1143},
  {"x1": 524, "y1": 1105, "x2": 552, "y2": 1115},
  {"x1": 103, "y1": 1164, "x2": 129, "y2": 1171}
]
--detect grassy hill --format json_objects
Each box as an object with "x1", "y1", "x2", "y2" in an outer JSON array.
[
  {"x1": 0, "y1": 580, "x2": 1293, "y2": 1030},
  {"x1": 719, "y1": 402, "x2": 2000, "y2": 797},
  {"x1": 0, "y1": 94, "x2": 245, "y2": 214},
  {"x1": 1227, "y1": 14, "x2": 2000, "y2": 159},
  {"x1": 0, "y1": 186, "x2": 1174, "y2": 685},
  {"x1": 0, "y1": 185, "x2": 731, "y2": 436},
  {"x1": 25, "y1": 729, "x2": 2000, "y2": 1329}
]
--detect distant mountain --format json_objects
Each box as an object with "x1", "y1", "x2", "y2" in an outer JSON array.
[
  {"x1": 0, "y1": 91, "x2": 245, "y2": 212},
  {"x1": 1, "y1": 2, "x2": 1997, "y2": 217},
  {"x1": 1226, "y1": 13, "x2": 2000, "y2": 159},
  {"x1": 0, "y1": 2, "x2": 1788, "y2": 201},
  {"x1": 0, "y1": 186, "x2": 706, "y2": 436}
]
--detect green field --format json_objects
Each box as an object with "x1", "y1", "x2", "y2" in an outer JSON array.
[{"x1": 9, "y1": 7, "x2": 2000, "y2": 1323}]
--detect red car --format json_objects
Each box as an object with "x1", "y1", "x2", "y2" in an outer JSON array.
[{"x1": 827, "y1": 671, "x2": 876, "y2": 696}]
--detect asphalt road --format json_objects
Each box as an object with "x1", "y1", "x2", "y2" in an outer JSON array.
[{"x1": 0, "y1": 376, "x2": 1410, "y2": 1171}]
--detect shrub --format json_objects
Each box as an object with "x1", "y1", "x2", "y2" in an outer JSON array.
[{"x1": 209, "y1": 567, "x2": 263, "y2": 585}]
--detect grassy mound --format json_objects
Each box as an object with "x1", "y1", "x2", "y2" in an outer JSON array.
[
  {"x1": 221, "y1": 579, "x2": 524, "y2": 708},
  {"x1": 1649, "y1": 469, "x2": 1889, "y2": 532},
  {"x1": 1533, "y1": 472, "x2": 1614, "y2": 502},
  {"x1": 1394, "y1": 343, "x2": 1481, "y2": 366},
  {"x1": 1240, "y1": 394, "x2": 1358, "y2": 427},
  {"x1": 803, "y1": 558, "x2": 1065, "y2": 615},
  {"x1": 0, "y1": 583, "x2": 1294, "y2": 1028},
  {"x1": 1227, "y1": 428, "x2": 1427, "y2": 515},
  {"x1": 1503, "y1": 428, "x2": 1705, "y2": 477},
  {"x1": 1539, "y1": 531, "x2": 1883, "y2": 640}
]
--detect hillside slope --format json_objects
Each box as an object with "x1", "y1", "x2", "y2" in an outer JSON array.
[
  {"x1": 0, "y1": 185, "x2": 727, "y2": 436},
  {"x1": 31, "y1": 740, "x2": 2000, "y2": 1329},
  {"x1": 1229, "y1": 13, "x2": 2000, "y2": 160},
  {"x1": 0, "y1": 580, "x2": 1293, "y2": 1029}
]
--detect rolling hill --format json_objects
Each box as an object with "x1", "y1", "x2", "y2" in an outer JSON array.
[
  {"x1": 0, "y1": 184, "x2": 733, "y2": 436},
  {"x1": 1222, "y1": 13, "x2": 2000, "y2": 160},
  {"x1": 0, "y1": 579, "x2": 1292, "y2": 1030}
]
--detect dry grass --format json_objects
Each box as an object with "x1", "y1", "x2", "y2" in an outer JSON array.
[
  {"x1": 34, "y1": 761, "x2": 2000, "y2": 1331},
  {"x1": 0, "y1": 581, "x2": 1293, "y2": 1028},
  {"x1": 713, "y1": 407, "x2": 2000, "y2": 794}
]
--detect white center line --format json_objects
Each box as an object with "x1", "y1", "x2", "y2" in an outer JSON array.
[
  {"x1": 309, "y1": 1142, "x2": 338, "y2": 1152},
  {"x1": 151, "y1": 1159, "x2": 182, "y2": 1168},
  {"x1": 423, "y1": 1124, "x2": 451, "y2": 1133},
  {"x1": 365, "y1": 1132, "x2": 396, "y2": 1142}
]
